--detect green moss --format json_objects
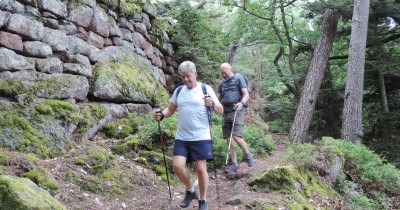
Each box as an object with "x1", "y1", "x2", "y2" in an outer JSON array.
[
  {"x1": 75, "y1": 156, "x2": 86, "y2": 165},
  {"x1": 34, "y1": 104, "x2": 53, "y2": 115},
  {"x1": 95, "y1": 57, "x2": 170, "y2": 106},
  {"x1": 0, "y1": 80, "x2": 26, "y2": 97},
  {"x1": 0, "y1": 111, "x2": 50, "y2": 158},
  {"x1": 0, "y1": 154, "x2": 10, "y2": 166},
  {"x1": 102, "y1": 122, "x2": 133, "y2": 139},
  {"x1": 25, "y1": 168, "x2": 59, "y2": 192},
  {"x1": 97, "y1": 0, "x2": 142, "y2": 17},
  {"x1": 65, "y1": 170, "x2": 78, "y2": 184},
  {"x1": 86, "y1": 146, "x2": 117, "y2": 175},
  {"x1": 249, "y1": 166, "x2": 338, "y2": 207},
  {"x1": 110, "y1": 138, "x2": 139, "y2": 158},
  {"x1": 76, "y1": 104, "x2": 107, "y2": 135},
  {"x1": 25, "y1": 153, "x2": 39, "y2": 164},
  {"x1": 137, "y1": 157, "x2": 148, "y2": 165},
  {"x1": 0, "y1": 175, "x2": 66, "y2": 210},
  {"x1": 100, "y1": 170, "x2": 131, "y2": 196},
  {"x1": 81, "y1": 177, "x2": 103, "y2": 193}
]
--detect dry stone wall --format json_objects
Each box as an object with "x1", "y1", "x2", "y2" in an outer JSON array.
[{"x1": 0, "y1": 0, "x2": 177, "y2": 105}]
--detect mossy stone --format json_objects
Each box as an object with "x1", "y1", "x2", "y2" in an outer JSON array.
[
  {"x1": 249, "y1": 165, "x2": 337, "y2": 198},
  {"x1": 0, "y1": 175, "x2": 66, "y2": 210}
]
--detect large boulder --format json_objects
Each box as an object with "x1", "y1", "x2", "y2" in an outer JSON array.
[
  {"x1": 0, "y1": 70, "x2": 89, "y2": 101},
  {"x1": 0, "y1": 175, "x2": 66, "y2": 210},
  {"x1": 0, "y1": 47, "x2": 34, "y2": 71},
  {"x1": 90, "y1": 52, "x2": 169, "y2": 105}
]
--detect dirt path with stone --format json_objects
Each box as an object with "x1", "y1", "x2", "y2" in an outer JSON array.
[{"x1": 156, "y1": 133, "x2": 288, "y2": 210}]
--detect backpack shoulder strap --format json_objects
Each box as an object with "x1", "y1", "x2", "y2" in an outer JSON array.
[{"x1": 175, "y1": 85, "x2": 184, "y2": 103}]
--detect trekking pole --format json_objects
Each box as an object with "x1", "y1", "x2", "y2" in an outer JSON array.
[
  {"x1": 155, "y1": 107, "x2": 172, "y2": 201},
  {"x1": 205, "y1": 95, "x2": 221, "y2": 208},
  {"x1": 225, "y1": 109, "x2": 238, "y2": 165}
]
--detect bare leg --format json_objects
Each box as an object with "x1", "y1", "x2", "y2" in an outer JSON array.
[
  {"x1": 233, "y1": 136, "x2": 250, "y2": 154},
  {"x1": 195, "y1": 160, "x2": 208, "y2": 200},
  {"x1": 172, "y1": 156, "x2": 192, "y2": 189}
]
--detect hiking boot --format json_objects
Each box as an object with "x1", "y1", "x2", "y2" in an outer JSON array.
[
  {"x1": 179, "y1": 188, "x2": 198, "y2": 208},
  {"x1": 198, "y1": 200, "x2": 208, "y2": 210},
  {"x1": 225, "y1": 163, "x2": 239, "y2": 174},
  {"x1": 246, "y1": 152, "x2": 255, "y2": 167}
]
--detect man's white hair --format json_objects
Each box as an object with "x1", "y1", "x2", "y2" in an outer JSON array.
[{"x1": 178, "y1": 61, "x2": 196, "y2": 74}]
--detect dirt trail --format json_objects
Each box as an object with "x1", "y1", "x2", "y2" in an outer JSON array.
[
  {"x1": 157, "y1": 133, "x2": 288, "y2": 210},
  {"x1": 41, "y1": 134, "x2": 287, "y2": 210}
]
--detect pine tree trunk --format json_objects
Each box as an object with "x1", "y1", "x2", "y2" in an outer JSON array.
[
  {"x1": 342, "y1": 0, "x2": 370, "y2": 142},
  {"x1": 289, "y1": 9, "x2": 340, "y2": 143}
]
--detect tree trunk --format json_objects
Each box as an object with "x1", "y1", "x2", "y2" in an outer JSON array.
[
  {"x1": 378, "y1": 67, "x2": 390, "y2": 140},
  {"x1": 250, "y1": 46, "x2": 263, "y2": 111},
  {"x1": 226, "y1": 43, "x2": 239, "y2": 64},
  {"x1": 342, "y1": 0, "x2": 370, "y2": 142},
  {"x1": 378, "y1": 68, "x2": 389, "y2": 113},
  {"x1": 289, "y1": 9, "x2": 340, "y2": 143}
]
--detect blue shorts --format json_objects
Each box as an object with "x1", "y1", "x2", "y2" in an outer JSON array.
[{"x1": 173, "y1": 140, "x2": 213, "y2": 162}]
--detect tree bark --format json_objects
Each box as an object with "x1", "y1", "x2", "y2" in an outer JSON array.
[
  {"x1": 289, "y1": 9, "x2": 340, "y2": 143},
  {"x1": 342, "y1": 0, "x2": 370, "y2": 142},
  {"x1": 226, "y1": 43, "x2": 239, "y2": 64},
  {"x1": 378, "y1": 68, "x2": 389, "y2": 113}
]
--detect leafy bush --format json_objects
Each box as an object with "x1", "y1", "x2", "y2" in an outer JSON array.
[
  {"x1": 320, "y1": 138, "x2": 400, "y2": 209},
  {"x1": 284, "y1": 143, "x2": 316, "y2": 170},
  {"x1": 322, "y1": 138, "x2": 400, "y2": 194},
  {"x1": 132, "y1": 113, "x2": 177, "y2": 150},
  {"x1": 335, "y1": 174, "x2": 381, "y2": 210},
  {"x1": 244, "y1": 125, "x2": 275, "y2": 156},
  {"x1": 268, "y1": 119, "x2": 290, "y2": 134},
  {"x1": 102, "y1": 118, "x2": 137, "y2": 139}
]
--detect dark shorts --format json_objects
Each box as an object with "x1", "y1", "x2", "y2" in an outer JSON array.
[
  {"x1": 173, "y1": 140, "x2": 213, "y2": 162},
  {"x1": 222, "y1": 109, "x2": 245, "y2": 139}
]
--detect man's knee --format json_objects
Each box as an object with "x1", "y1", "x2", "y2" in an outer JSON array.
[
  {"x1": 195, "y1": 160, "x2": 207, "y2": 171},
  {"x1": 172, "y1": 157, "x2": 186, "y2": 171}
]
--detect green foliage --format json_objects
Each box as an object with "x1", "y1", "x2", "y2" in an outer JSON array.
[
  {"x1": 110, "y1": 138, "x2": 139, "y2": 159},
  {"x1": 76, "y1": 104, "x2": 107, "y2": 135},
  {"x1": 244, "y1": 125, "x2": 275, "y2": 156},
  {"x1": 284, "y1": 143, "x2": 316, "y2": 170},
  {"x1": 25, "y1": 168, "x2": 59, "y2": 193},
  {"x1": 248, "y1": 165, "x2": 338, "y2": 208},
  {"x1": 131, "y1": 113, "x2": 177, "y2": 150},
  {"x1": 335, "y1": 174, "x2": 382, "y2": 210},
  {"x1": 35, "y1": 100, "x2": 79, "y2": 123},
  {"x1": 75, "y1": 156, "x2": 86, "y2": 165},
  {"x1": 0, "y1": 153, "x2": 9, "y2": 166},
  {"x1": 169, "y1": 0, "x2": 228, "y2": 83},
  {"x1": 100, "y1": 170, "x2": 131, "y2": 196},
  {"x1": 86, "y1": 146, "x2": 117, "y2": 175},
  {"x1": 97, "y1": 0, "x2": 142, "y2": 17},
  {"x1": 210, "y1": 122, "x2": 275, "y2": 169},
  {"x1": 102, "y1": 118, "x2": 137, "y2": 139},
  {"x1": 0, "y1": 111, "x2": 50, "y2": 158},
  {"x1": 81, "y1": 177, "x2": 103, "y2": 193},
  {"x1": 320, "y1": 138, "x2": 400, "y2": 209}
]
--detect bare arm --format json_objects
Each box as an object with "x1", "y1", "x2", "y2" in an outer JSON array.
[
  {"x1": 233, "y1": 88, "x2": 250, "y2": 110},
  {"x1": 154, "y1": 103, "x2": 177, "y2": 121}
]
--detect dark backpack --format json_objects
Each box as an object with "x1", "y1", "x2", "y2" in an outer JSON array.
[
  {"x1": 236, "y1": 73, "x2": 252, "y2": 98},
  {"x1": 219, "y1": 74, "x2": 252, "y2": 99},
  {"x1": 175, "y1": 83, "x2": 213, "y2": 125}
]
